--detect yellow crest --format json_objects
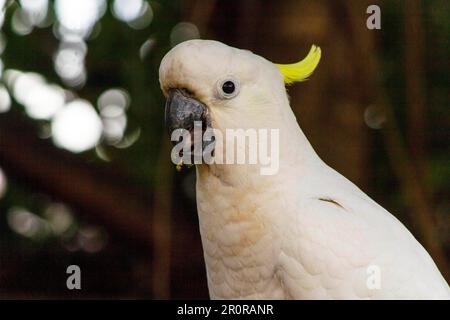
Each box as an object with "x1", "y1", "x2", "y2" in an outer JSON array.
[{"x1": 275, "y1": 45, "x2": 321, "y2": 85}]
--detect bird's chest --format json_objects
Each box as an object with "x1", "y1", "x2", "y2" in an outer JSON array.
[{"x1": 196, "y1": 178, "x2": 286, "y2": 299}]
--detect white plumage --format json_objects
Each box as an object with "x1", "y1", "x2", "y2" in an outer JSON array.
[{"x1": 159, "y1": 39, "x2": 450, "y2": 299}]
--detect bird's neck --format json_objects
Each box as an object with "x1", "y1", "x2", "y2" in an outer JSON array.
[
  {"x1": 198, "y1": 101, "x2": 319, "y2": 185},
  {"x1": 194, "y1": 103, "x2": 320, "y2": 298}
]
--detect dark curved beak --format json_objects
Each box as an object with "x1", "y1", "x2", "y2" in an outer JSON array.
[{"x1": 165, "y1": 88, "x2": 209, "y2": 136}]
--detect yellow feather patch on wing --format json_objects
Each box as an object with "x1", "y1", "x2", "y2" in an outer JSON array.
[{"x1": 275, "y1": 45, "x2": 321, "y2": 85}]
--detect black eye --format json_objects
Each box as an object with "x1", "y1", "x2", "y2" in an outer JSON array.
[
  {"x1": 222, "y1": 81, "x2": 235, "y2": 94},
  {"x1": 217, "y1": 78, "x2": 240, "y2": 99}
]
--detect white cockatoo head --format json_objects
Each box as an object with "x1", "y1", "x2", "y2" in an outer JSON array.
[{"x1": 159, "y1": 39, "x2": 320, "y2": 170}]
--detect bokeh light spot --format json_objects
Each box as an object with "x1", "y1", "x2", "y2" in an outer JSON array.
[
  {"x1": 77, "y1": 226, "x2": 107, "y2": 253},
  {"x1": 44, "y1": 203, "x2": 74, "y2": 235},
  {"x1": 170, "y1": 22, "x2": 200, "y2": 47},
  {"x1": 10, "y1": 72, "x2": 66, "y2": 119},
  {"x1": 54, "y1": 41, "x2": 87, "y2": 87},
  {"x1": 7, "y1": 207, "x2": 49, "y2": 239},
  {"x1": 98, "y1": 88, "x2": 129, "y2": 110},
  {"x1": 0, "y1": 167, "x2": 7, "y2": 198},
  {"x1": 112, "y1": 0, "x2": 144, "y2": 22},
  {"x1": 127, "y1": 2, "x2": 153, "y2": 30},
  {"x1": 364, "y1": 105, "x2": 386, "y2": 129},
  {"x1": 139, "y1": 38, "x2": 155, "y2": 60},
  {"x1": 55, "y1": 0, "x2": 106, "y2": 40},
  {"x1": 0, "y1": 85, "x2": 11, "y2": 113},
  {"x1": 19, "y1": 0, "x2": 48, "y2": 26},
  {"x1": 98, "y1": 88, "x2": 130, "y2": 144},
  {"x1": 11, "y1": 7, "x2": 33, "y2": 35},
  {"x1": 52, "y1": 99, "x2": 103, "y2": 153}
]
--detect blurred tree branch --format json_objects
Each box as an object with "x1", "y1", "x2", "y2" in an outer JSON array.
[
  {"x1": 405, "y1": 0, "x2": 426, "y2": 166},
  {"x1": 151, "y1": 138, "x2": 173, "y2": 299},
  {"x1": 0, "y1": 112, "x2": 156, "y2": 247}
]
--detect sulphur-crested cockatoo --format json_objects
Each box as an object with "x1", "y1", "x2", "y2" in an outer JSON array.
[{"x1": 159, "y1": 39, "x2": 450, "y2": 299}]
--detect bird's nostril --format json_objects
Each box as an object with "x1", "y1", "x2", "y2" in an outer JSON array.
[{"x1": 180, "y1": 88, "x2": 194, "y2": 97}]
